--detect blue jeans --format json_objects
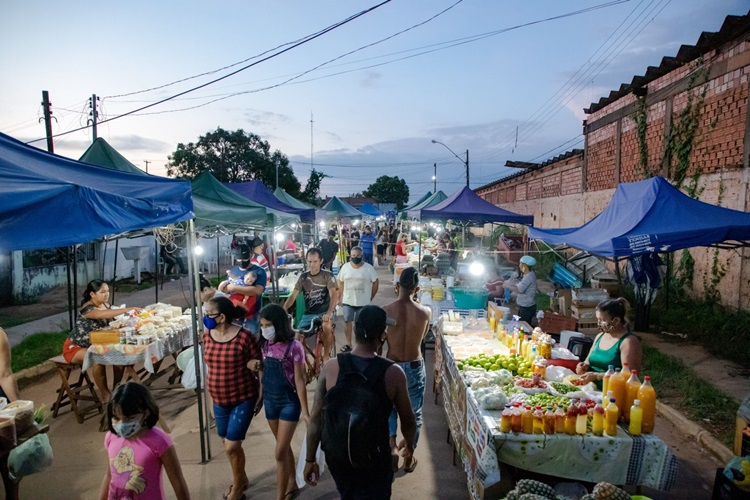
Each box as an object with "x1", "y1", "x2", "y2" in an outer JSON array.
[
  {"x1": 388, "y1": 359, "x2": 425, "y2": 447},
  {"x1": 297, "y1": 312, "x2": 323, "y2": 332},
  {"x1": 214, "y1": 398, "x2": 257, "y2": 442},
  {"x1": 363, "y1": 253, "x2": 374, "y2": 266}
]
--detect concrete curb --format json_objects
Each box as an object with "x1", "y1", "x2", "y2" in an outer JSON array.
[
  {"x1": 656, "y1": 401, "x2": 734, "y2": 463},
  {"x1": 15, "y1": 360, "x2": 56, "y2": 385}
]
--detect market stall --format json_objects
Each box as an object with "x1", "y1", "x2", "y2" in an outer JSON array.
[{"x1": 432, "y1": 309, "x2": 678, "y2": 498}]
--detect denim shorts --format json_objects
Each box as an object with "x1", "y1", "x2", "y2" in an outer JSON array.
[
  {"x1": 341, "y1": 305, "x2": 362, "y2": 322},
  {"x1": 297, "y1": 313, "x2": 323, "y2": 332},
  {"x1": 263, "y1": 389, "x2": 301, "y2": 422},
  {"x1": 214, "y1": 398, "x2": 257, "y2": 442}
]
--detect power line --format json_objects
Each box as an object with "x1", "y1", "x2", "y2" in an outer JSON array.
[{"x1": 25, "y1": 0, "x2": 393, "y2": 145}]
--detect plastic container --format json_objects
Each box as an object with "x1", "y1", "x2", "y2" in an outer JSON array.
[
  {"x1": 560, "y1": 330, "x2": 584, "y2": 350},
  {"x1": 448, "y1": 287, "x2": 489, "y2": 309},
  {"x1": 0, "y1": 400, "x2": 34, "y2": 435}
]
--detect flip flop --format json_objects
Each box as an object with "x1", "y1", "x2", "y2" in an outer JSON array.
[
  {"x1": 403, "y1": 457, "x2": 418, "y2": 473},
  {"x1": 391, "y1": 453, "x2": 400, "y2": 473}
]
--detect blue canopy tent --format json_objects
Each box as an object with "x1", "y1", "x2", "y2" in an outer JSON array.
[
  {"x1": 225, "y1": 180, "x2": 315, "y2": 224},
  {"x1": 420, "y1": 186, "x2": 534, "y2": 225},
  {"x1": 528, "y1": 176, "x2": 750, "y2": 258},
  {"x1": 529, "y1": 176, "x2": 750, "y2": 329},
  {"x1": 358, "y1": 202, "x2": 382, "y2": 217},
  {"x1": 0, "y1": 132, "x2": 193, "y2": 251}
]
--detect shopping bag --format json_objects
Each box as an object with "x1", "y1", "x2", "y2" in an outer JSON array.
[
  {"x1": 177, "y1": 346, "x2": 206, "y2": 389},
  {"x1": 8, "y1": 433, "x2": 53, "y2": 480},
  {"x1": 295, "y1": 433, "x2": 326, "y2": 489}
]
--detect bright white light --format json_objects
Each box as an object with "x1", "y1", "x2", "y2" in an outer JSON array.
[
  {"x1": 432, "y1": 175, "x2": 436, "y2": 181},
  {"x1": 353, "y1": 220, "x2": 359, "y2": 226},
  {"x1": 411, "y1": 225, "x2": 417, "y2": 231},
  {"x1": 319, "y1": 221, "x2": 326, "y2": 227},
  {"x1": 436, "y1": 227, "x2": 442, "y2": 233},
  {"x1": 462, "y1": 250, "x2": 468, "y2": 259},
  {"x1": 275, "y1": 233, "x2": 285, "y2": 242},
  {"x1": 469, "y1": 261, "x2": 485, "y2": 276},
  {"x1": 194, "y1": 246, "x2": 204, "y2": 256}
]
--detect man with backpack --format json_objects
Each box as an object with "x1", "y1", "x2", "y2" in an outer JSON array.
[{"x1": 303, "y1": 305, "x2": 416, "y2": 499}]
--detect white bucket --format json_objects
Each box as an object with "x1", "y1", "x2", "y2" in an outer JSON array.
[{"x1": 446, "y1": 276, "x2": 455, "y2": 288}]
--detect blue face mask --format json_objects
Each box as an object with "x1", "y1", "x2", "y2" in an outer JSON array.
[
  {"x1": 113, "y1": 418, "x2": 143, "y2": 439},
  {"x1": 203, "y1": 315, "x2": 218, "y2": 330}
]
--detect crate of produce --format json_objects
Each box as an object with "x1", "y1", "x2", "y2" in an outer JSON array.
[
  {"x1": 448, "y1": 287, "x2": 489, "y2": 310},
  {"x1": 539, "y1": 312, "x2": 577, "y2": 334},
  {"x1": 571, "y1": 304, "x2": 597, "y2": 321}
]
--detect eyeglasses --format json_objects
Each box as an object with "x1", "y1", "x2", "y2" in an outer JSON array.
[{"x1": 205, "y1": 312, "x2": 221, "y2": 318}]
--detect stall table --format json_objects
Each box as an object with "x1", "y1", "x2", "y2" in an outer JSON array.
[{"x1": 433, "y1": 317, "x2": 678, "y2": 499}]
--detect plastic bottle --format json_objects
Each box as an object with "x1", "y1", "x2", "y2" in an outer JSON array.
[
  {"x1": 605, "y1": 398, "x2": 619, "y2": 436},
  {"x1": 637, "y1": 376, "x2": 657, "y2": 434},
  {"x1": 629, "y1": 399, "x2": 643, "y2": 436},
  {"x1": 624, "y1": 370, "x2": 641, "y2": 422},
  {"x1": 532, "y1": 406, "x2": 544, "y2": 434},
  {"x1": 620, "y1": 361, "x2": 631, "y2": 382},
  {"x1": 565, "y1": 399, "x2": 578, "y2": 435},
  {"x1": 510, "y1": 403, "x2": 523, "y2": 433},
  {"x1": 592, "y1": 400, "x2": 605, "y2": 436},
  {"x1": 602, "y1": 365, "x2": 615, "y2": 396},
  {"x1": 530, "y1": 345, "x2": 538, "y2": 363},
  {"x1": 608, "y1": 368, "x2": 626, "y2": 419},
  {"x1": 520, "y1": 335, "x2": 528, "y2": 360},
  {"x1": 543, "y1": 407, "x2": 556, "y2": 434},
  {"x1": 500, "y1": 405, "x2": 512, "y2": 433},
  {"x1": 554, "y1": 405, "x2": 566, "y2": 434},
  {"x1": 521, "y1": 405, "x2": 534, "y2": 434},
  {"x1": 576, "y1": 400, "x2": 588, "y2": 435}
]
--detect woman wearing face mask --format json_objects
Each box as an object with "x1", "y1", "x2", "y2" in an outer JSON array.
[
  {"x1": 99, "y1": 381, "x2": 190, "y2": 500},
  {"x1": 255, "y1": 304, "x2": 309, "y2": 500},
  {"x1": 575, "y1": 298, "x2": 642, "y2": 385},
  {"x1": 203, "y1": 296, "x2": 263, "y2": 500}
]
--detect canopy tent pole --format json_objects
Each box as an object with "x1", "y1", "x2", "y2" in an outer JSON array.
[
  {"x1": 154, "y1": 239, "x2": 159, "y2": 303},
  {"x1": 614, "y1": 257, "x2": 623, "y2": 298},
  {"x1": 665, "y1": 252, "x2": 671, "y2": 311},
  {"x1": 216, "y1": 236, "x2": 221, "y2": 282},
  {"x1": 110, "y1": 240, "x2": 118, "y2": 305},
  {"x1": 187, "y1": 220, "x2": 211, "y2": 463},
  {"x1": 66, "y1": 246, "x2": 73, "y2": 330},
  {"x1": 270, "y1": 224, "x2": 280, "y2": 303}
]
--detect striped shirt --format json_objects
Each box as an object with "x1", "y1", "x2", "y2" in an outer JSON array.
[{"x1": 203, "y1": 328, "x2": 261, "y2": 406}]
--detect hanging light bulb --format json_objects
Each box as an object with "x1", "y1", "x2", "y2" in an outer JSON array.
[{"x1": 194, "y1": 245, "x2": 204, "y2": 256}]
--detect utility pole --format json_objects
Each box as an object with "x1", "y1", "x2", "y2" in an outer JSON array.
[
  {"x1": 89, "y1": 94, "x2": 99, "y2": 141},
  {"x1": 275, "y1": 157, "x2": 280, "y2": 190},
  {"x1": 143, "y1": 160, "x2": 150, "y2": 173},
  {"x1": 465, "y1": 149, "x2": 470, "y2": 187},
  {"x1": 40, "y1": 90, "x2": 54, "y2": 153},
  {"x1": 433, "y1": 163, "x2": 437, "y2": 192}
]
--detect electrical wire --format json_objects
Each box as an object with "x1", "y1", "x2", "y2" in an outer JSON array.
[{"x1": 25, "y1": 0, "x2": 392, "y2": 145}]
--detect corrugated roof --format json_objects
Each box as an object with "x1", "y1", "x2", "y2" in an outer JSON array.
[
  {"x1": 475, "y1": 149, "x2": 584, "y2": 192},
  {"x1": 585, "y1": 11, "x2": 750, "y2": 115}
]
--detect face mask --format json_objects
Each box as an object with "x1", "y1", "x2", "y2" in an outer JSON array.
[
  {"x1": 351, "y1": 257, "x2": 362, "y2": 265},
  {"x1": 598, "y1": 319, "x2": 616, "y2": 332},
  {"x1": 113, "y1": 418, "x2": 143, "y2": 439},
  {"x1": 261, "y1": 326, "x2": 276, "y2": 341},
  {"x1": 203, "y1": 315, "x2": 218, "y2": 330},
  {"x1": 238, "y1": 259, "x2": 250, "y2": 268}
]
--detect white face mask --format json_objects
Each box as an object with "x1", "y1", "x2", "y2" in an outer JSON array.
[{"x1": 261, "y1": 326, "x2": 276, "y2": 341}]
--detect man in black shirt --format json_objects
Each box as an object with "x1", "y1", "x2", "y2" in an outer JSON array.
[{"x1": 319, "y1": 230, "x2": 339, "y2": 270}]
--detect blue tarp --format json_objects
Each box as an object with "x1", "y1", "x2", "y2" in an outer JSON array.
[
  {"x1": 0, "y1": 132, "x2": 193, "y2": 251},
  {"x1": 528, "y1": 176, "x2": 750, "y2": 258},
  {"x1": 225, "y1": 180, "x2": 315, "y2": 223},
  {"x1": 358, "y1": 202, "x2": 382, "y2": 217},
  {"x1": 420, "y1": 186, "x2": 533, "y2": 225}
]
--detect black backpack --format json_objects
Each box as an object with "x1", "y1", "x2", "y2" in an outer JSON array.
[{"x1": 321, "y1": 353, "x2": 393, "y2": 469}]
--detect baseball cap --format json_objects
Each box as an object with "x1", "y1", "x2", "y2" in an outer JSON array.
[
  {"x1": 520, "y1": 255, "x2": 537, "y2": 266},
  {"x1": 250, "y1": 237, "x2": 264, "y2": 249},
  {"x1": 233, "y1": 244, "x2": 250, "y2": 260},
  {"x1": 355, "y1": 305, "x2": 397, "y2": 339}
]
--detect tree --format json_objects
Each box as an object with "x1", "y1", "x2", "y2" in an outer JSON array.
[
  {"x1": 363, "y1": 175, "x2": 410, "y2": 209},
  {"x1": 166, "y1": 127, "x2": 301, "y2": 197},
  {"x1": 299, "y1": 168, "x2": 329, "y2": 206}
]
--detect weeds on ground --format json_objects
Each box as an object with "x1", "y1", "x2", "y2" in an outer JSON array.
[
  {"x1": 114, "y1": 281, "x2": 155, "y2": 294},
  {"x1": 648, "y1": 292, "x2": 750, "y2": 368},
  {"x1": 11, "y1": 331, "x2": 69, "y2": 373},
  {"x1": 643, "y1": 344, "x2": 737, "y2": 447},
  {"x1": 536, "y1": 292, "x2": 550, "y2": 311}
]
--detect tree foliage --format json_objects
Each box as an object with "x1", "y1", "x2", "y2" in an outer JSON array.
[
  {"x1": 166, "y1": 127, "x2": 301, "y2": 196},
  {"x1": 363, "y1": 175, "x2": 410, "y2": 209},
  {"x1": 299, "y1": 169, "x2": 329, "y2": 206}
]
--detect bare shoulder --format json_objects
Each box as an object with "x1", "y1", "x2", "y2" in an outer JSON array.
[
  {"x1": 384, "y1": 362, "x2": 406, "y2": 384},
  {"x1": 622, "y1": 333, "x2": 641, "y2": 348}
]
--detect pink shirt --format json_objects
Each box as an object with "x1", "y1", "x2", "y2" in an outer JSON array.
[
  {"x1": 262, "y1": 340, "x2": 305, "y2": 387},
  {"x1": 104, "y1": 427, "x2": 173, "y2": 500}
]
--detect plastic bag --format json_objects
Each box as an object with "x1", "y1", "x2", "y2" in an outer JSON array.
[
  {"x1": 8, "y1": 433, "x2": 53, "y2": 480},
  {"x1": 545, "y1": 365, "x2": 575, "y2": 382},
  {"x1": 295, "y1": 433, "x2": 326, "y2": 489},
  {"x1": 177, "y1": 346, "x2": 206, "y2": 390}
]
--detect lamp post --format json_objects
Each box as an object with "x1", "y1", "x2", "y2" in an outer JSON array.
[
  {"x1": 432, "y1": 140, "x2": 469, "y2": 187},
  {"x1": 432, "y1": 162, "x2": 437, "y2": 192}
]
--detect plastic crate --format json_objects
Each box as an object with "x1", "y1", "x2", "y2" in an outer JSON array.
[
  {"x1": 436, "y1": 301, "x2": 487, "y2": 319},
  {"x1": 539, "y1": 312, "x2": 577, "y2": 334},
  {"x1": 712, "y1": 468, "x2": 750, "y2": 500},
  {"x1": 448, "y1": 287, "x2": 489, "y2": 309}
]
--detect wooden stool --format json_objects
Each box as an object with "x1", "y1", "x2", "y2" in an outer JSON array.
[{"x1": 50, "y1": 356, "x2": 104, "y2": 423}]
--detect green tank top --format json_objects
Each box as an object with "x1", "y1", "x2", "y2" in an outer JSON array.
[{"x1": 587, "y1": 330, "x2": 633, "y2": 373}]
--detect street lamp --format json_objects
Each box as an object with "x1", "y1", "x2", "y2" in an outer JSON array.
[{"x1": 432, "y1": 140, "x2": 469, "y2": 187}]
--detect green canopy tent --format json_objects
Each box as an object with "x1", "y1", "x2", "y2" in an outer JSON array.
[
  {"x1": 79, "y1": 138, "x2": 146, "y2": 176},
  {"x1": 320, "y1": 197, "x2": 367, "y2": 266},
  {"x1": 273, "y1": 187, "x2": 325, "y2": 250},
  {"x1": 406, "y1": 190, "x2": 448, "y2": 219},
  {"x1": 399, "y1": 191, "x2": 433, "y2": 219}
]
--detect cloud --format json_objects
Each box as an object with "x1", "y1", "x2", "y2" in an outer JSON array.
[
  {"x1": 243, "y1": 109, "x2": 290, "y2": 127},
  {"x1": 109, "y1": 134, "x2": 170, "y2": 152},
  {"x1": 359, "y1": 71, "x2": 383, "y2": 88}
]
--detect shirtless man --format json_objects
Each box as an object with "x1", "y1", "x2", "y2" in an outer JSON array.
[{"x1": 382, "y1": 266, "x2": 431, "y2": 473}]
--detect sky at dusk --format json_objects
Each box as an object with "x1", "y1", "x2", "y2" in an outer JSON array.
[{"x1": 2, "y1": 0, "x2": 747, "y2": 202}]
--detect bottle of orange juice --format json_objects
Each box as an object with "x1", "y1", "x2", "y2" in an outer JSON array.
[
  {"x1": 638, "y1": 376, "x2": 657, "y2": 433},
  {"x1": 500, "y1": 405, "x2": 512, "y2": 433},
  {"x1": 604, "y1": 398, "x2": 619, "y2": 436},
  {"x1": 620, "y1": 362, "x2": 631, "y2": 382},
  {"x1": 602, "y1": 365, "x2": 615, "y2": 395},
  {"x1": 629, "y1": 399, "x2": 643, "y2": 435},
  {"x1": 554, "y1": 406, "x2": 566, "y2": 434},
  {"x1": 522, "y1": 405, "x2": 534, "y2": 434},
  {"x1": 592, "y1": 400, "x2": 605, "y2": 436},
  {"x1": 544, "y1": 407, "x2": 556, "y2": 434},
  {"x1": 565, "y1": 400, "x2": 578, "y2": 435},
  {"x1": 533, "y1": 406, "x2": 544, "y2": 434},
  {"x1": 624, "y1": 370, "x2": 641, "y2": 422},
  {"x1": 608, "y1": 368, "x2": 626, "y2": 419}
]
